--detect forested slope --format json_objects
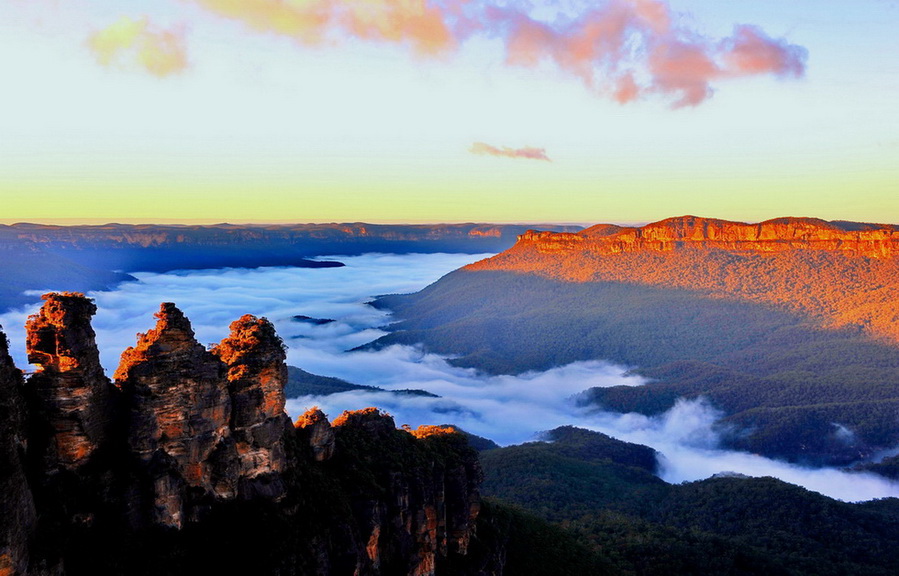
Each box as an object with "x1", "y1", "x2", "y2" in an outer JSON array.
[
  {"x1": 374, "y1": 217, "x2": 899, "y2": 465},
  {"x1": 479, "y1": 427, "x2": 899, "y2": 575}
]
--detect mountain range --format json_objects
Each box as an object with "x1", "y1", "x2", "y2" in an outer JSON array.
[
  {"x1": 2, "y1": 216, "x2": 899, "y2": 574},
  {"x1": 0, "y1": 223, "x2": 579, "y2": 312},
  {"x1": 374, "y1": 216, "x2": 899, "y2": 466}
]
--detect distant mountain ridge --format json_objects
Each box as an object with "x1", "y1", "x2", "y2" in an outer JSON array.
[
  {"x1": 1, "y1": 222, "x2": 582, "y2": 270},
  {"x1": 505, "y1": 216, "x2": 899, "y2": 259},
  {"x1": 0, "y1": 222, "x2": 581, "y2": 312}
]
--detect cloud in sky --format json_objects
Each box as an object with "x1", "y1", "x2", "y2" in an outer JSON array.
[
  {"x1": 178, "y1": 0, "x2": 806, "y2": 107},
  {"x1": 190, "y1": 0, "x2": 454, "y2": 54},
  {"x1": 88, "y1": 16, "x2": 188, "y2": 77},
  {"x1": 470, "y1": 142, "x2": 551, "y2": 161}
]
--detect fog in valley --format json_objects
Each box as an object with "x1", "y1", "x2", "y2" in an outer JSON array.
[{"x1": 1, "y1": 252, "x2": 897, "y2": 502}]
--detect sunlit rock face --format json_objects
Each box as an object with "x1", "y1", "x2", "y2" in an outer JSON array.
[
  {"x1": 514, "y1": 216, "x2": 899, "y2": 257},
  {"x1": 115, "y1": 303, "x2": 238, "y2": 528},
  {"x1": 212, "y1": 315, "x2": 291, "y2": 499},
  {"x1": 472, "y1": 216, "x2": 899, "y2": 342},
  {"x1": 25, "y1": 293, "x2": 112, "y2": 471},
  {"x1": 0, "y1": 327, "x2": 35, "y2": 576},
  {"x1": 295, "y1": 407, "x2": 336, "y2": 462}
]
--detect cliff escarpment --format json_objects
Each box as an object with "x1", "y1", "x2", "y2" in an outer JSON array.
[
  {"x1": 374, "y1": 216, "x2": 899, "y2": 465},
  {"x1": 510, "y1": 216, "x2": 899, "y2": 258},
  {"x1": 0, "y1": 293, "x2": 484, "y2": 576},
  {"x1": 468, "y1": 216, "x2": 899, "y2": 343}
]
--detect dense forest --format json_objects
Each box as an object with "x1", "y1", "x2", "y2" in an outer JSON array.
[
  {"x1": 475, "y1": 426, "x2": 899, "y2": 575},
  {"x1": 374, "y1": 269, "x2": 899, "y2": 465}
]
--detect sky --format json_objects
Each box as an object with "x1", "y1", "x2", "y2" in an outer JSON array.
[
  {"x1": 0, "y1": 0, "x2": 897, "y2": 224},
  {"x1": 2, "y1": 252, "x2": 897, "y2": 502}
]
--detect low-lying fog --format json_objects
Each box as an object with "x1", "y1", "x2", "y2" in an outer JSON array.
[{"x1": 1, "y1": 253, "x2": 896, "y2": 502}]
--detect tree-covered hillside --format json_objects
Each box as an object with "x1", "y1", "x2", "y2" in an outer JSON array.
[
  {"x1": 478, "y1": 427, "x2": 899, "y2": 575},
  {"x1": 374, "y1": 270, "x2": 899, "y2": 465}
]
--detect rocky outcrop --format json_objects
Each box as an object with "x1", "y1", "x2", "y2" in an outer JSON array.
[
  {"x1": 0, "y1": 294, "x2": 487, "y2": 575},
  {"x1": 212, "y1": 315, "x2": 291, "y2": 499},
  {"x1": 513, "y1": 216, "x2": 899, "y2": 258},
  {"x1": 295, "y1": 407, "x2": 336, "y2": 462},
  {"x1": 114, "y1": 303, "x2": 238, "y2": 527},
  {"x1": 25, "y1": 293, "x2": 111, "y2": 471},
  {"x1": 0, "y1": 327, "x2": 35, "y2": 576},
  {"x1": 331, "y1": 409, "x2": 482, "y2": 576}
]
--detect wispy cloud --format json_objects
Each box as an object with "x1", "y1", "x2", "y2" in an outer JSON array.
[
  {"x1": 470, "y1": 142, "x2": 551, "y2": 161},
  {"x1": 183, "y1": 0, "x2": 806, "y2": 106},
  {"x1": 88, "y1": 16, "x2": 188, "y2": 77},
  {"x1": 190, "y1": 0, "x2": 454, "y2": 54}
]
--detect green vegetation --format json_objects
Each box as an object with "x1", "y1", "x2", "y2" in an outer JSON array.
[
  {"x1": 374, "y1": 270, "x2": 899, "y2": 465},
  {"x1": 284, "y1": 366, "x2": 439, "y2": 398},
  {"x1": 479, "y1": 426, "x2": 899, "y2": 575},
  {"x1": 285, "y1": 365, "x2": 380, "y2": 396}
]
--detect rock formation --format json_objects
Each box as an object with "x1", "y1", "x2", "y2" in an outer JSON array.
[
  {"x1": 329, "y1": 409, "x2": 482, "y2": 576},
  {"x1": 512, "y1": 216, "x2": 899, "y2": 258},
  {"x1": 25, "y1": 293, "x2": 111, "y2": 472},
  {"x1": 0, "y1": 294, "x2": 486, "y2": 575},
  {"x1": 212, "y1": 314, "x2": 291, "y2": 499},
  {"x1": 295, "y1": 407, "x2": 336, "y2": 462},
  {"x1": 469, "y1": 215, "x2": 899, "y2": 343},
  {"x1": 0, "y1": 327, "x2": 36, "y2": 576},
  {"x1": 114, "y1": 303, "x2": 238, "y2": 527}
]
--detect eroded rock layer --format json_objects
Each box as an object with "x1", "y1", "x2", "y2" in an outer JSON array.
[
  {"x1": 469, "y1": 216, "x2": 899, "y2": 342},
  {"x1": 25, "y1": 293, "x2": 111, "y2": 471},
  {"x1": 115, "y1": 303, "x2": 238, "y2": 527},
  {"x1": 512, "y1": 216, "x2": 899, "y2": 258},
  {"x1": 212, "y1": 315, "x2": 291, "y2": 499},
  {"x1": 1, "y1": 294, "x2": 484, "y2": 575}
]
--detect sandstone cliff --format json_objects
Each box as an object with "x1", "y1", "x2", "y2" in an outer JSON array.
[
  {"x1": 0, "y1": 294, "x2": 485, "y2": 576},
  {"x1": 469, "y1": 215, "x2": 899, "y2": 342},
  {"x1": 25, "y1": 293, "x2": 112, "y2": 472},
  {"x1": 512, "y1": 216, "x2": 899, "y2": 258}
]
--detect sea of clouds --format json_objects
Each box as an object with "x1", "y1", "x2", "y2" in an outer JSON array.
[{"x1": 1, "y1": 252, "x2": 896, "y2": 502}]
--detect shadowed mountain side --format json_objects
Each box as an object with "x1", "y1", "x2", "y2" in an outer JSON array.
[
  {"x1": 0, "y1": 243, "x2": 133, "y2": 311},
  {"x1": 284, "y1": 366, "x2": 439, "y2": 399},
  {"x1": 373, "y1": 270, "x2": 899, "y2": 465},
  {"x1": 479, "y1": 427, "x2": 899, "y2": 576},
  {"x1": 0, "y1": 222, "x2": 581, "y2": 274},
  {"x1": 285, "y1": 366, "x2": 380, "y2": 396}
]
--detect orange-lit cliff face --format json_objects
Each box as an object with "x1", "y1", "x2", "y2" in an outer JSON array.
[
  {"x1": 468, "y1": 216, "x2": 899, "y2": 342},
  {"x1": 114, "y1": 304, "x2": 292, "y2": 527},
  {"x1": 25, "y1": 293, "x2": 112, "y2": 471},
  {"x1": 511, "y1": 216, "x2": 899, "y2": 258}
]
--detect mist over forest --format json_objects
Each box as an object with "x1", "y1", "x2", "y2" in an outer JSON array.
[{"x1": 2, "y1": 252, "x2": 895, "y2": 502}]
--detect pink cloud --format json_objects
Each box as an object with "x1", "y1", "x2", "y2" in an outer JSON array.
[
  {"x1": 470, "y1": 142, "x2": 551, "y2": 162},
  {"x1": 183, "y1": 0, "x2": 807, "y2": 106},
  {"x1": 721, "y1": 25, "x2": 807, "y2": 78}
]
